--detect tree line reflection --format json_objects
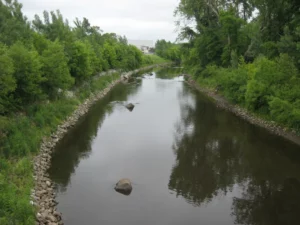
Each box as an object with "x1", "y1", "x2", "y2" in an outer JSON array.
[
  {"x1": 169, "y1": 84, "x2": 300, "y2": 225},
  {"x1": 48, "y1": 82, "x2": 142, "y2": 192}
]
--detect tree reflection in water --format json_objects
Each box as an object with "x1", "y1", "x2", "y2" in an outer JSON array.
[
  {"x1": 48, "y1": 82, "x2": 142, "y2": 193},
  {"x1": 169, "y1": 84, "x2": 300, "y2": 224}
]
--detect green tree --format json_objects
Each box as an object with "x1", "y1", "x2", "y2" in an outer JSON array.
[
  {"x1": 254, "y1": 0, "x2": 300, "y2": 42},
  {"x1": 0, "y1": 0, "x2": 32, "y2": 46},
  {"x1": 68, "y1": 40, "x2": 92, "y2": 83},
  {"x1": 155, "y1": 39, "x2": 181, "y2": 63},
  {"x1": 220, "y1": 8, "x2": 246, "y2": 66},
  {"x1": 9, "y1": 42, "x2": 44, "y2": 105},
  {"x1": 41, "y1": 40, "x2": 74, "y2": 98},
  {"x1": 32, "y1": 32, "x2": 49, "y2": 55},
  {"x1": 122, "y1": 45, "x2": 143, "y2": 70},
  {"x1": 103, "y1": 42, "x2": 117, "y2": 69},
  {"x1": 32, "y1": 10, "x2": 74, "y2": 44},
  {"x1": 0, "y1": 44, "x2": 16, "y2": 114}
]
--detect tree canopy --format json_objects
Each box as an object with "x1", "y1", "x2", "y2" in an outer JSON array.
[
  {"x1": 175, "y1": 0, "x2": 300, "y2": 133},
  {"x1": 0, "y1": 0, "x2": 148, "y2": 115}
]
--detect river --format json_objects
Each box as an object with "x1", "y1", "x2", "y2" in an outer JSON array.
[{"x1": 48, "y1": 68, "x2": 300, "y2": 225}]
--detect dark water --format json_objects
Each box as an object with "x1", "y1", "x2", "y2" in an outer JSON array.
[{"x1": 49, "y1": 69, "x2": 300, "y2": 225}]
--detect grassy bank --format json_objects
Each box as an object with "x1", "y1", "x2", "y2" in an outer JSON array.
[
  {"x1": 142, "y1": 54, "x2": 170, "y2": 66},
  {"x1": 188, "y1": 54, "x2": 300, "y2": 135},
  {"x1": 0, "y1": 72, "x2": 121, "y2": 224}
]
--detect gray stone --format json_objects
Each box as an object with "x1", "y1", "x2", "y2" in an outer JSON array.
[
  {"x1": 125, "y1": 103, "x2": 135, "y2": 112},
  {"x1": 114, "y1": 178, "x2": 132, "y2": 195},
  {"x1": 53, "y1": 211, "x2": 62, "y2": 220},
  {"x1": 46, "y1": 181, "x2": 51, "y2": 187},
  {"x1": 46, "y1": 214, "x2": 57, "y2": 222}
]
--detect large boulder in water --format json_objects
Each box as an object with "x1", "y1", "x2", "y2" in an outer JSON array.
[
  {"x1": 114, "y1": 179, "x2": 132, "y2": 195},
  {"x1": 125, "y1": 103, "x2": 135, "y2": 111}
]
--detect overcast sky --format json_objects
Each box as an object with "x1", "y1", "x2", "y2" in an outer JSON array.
[{"x1": 19, "y1": 0, "x2": 180, "y2": 42}]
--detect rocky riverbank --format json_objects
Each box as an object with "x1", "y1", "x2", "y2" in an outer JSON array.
[
  {"x1": 32, "y1": 65, "x2": 166, "y2": 225},
  {"x1": 185, "y1": 75, "x2": 300, "y2": 146}
]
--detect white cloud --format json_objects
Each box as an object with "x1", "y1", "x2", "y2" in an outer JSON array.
[{"x1": 19, "y1": 0, "x2": 180, "y2": 42}]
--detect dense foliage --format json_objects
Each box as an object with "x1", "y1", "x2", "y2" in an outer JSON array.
[
  {"x1": 0, "y1": 0, "x2": 153, "y2": 115},
  {"x1": 155, "y1": 39, "x2": 181, "y2": 64},
  {"x1": 175, "y1": 0, "x2": 300, "y2": 133}
]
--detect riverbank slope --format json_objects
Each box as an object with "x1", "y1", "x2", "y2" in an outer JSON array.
[{"x1": 185, "y1": 75, "x2": 300, "y2": 146}]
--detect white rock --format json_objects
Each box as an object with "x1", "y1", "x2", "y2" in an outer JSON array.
[{"x1": 46, "y1": 181, "x2": 51, "y2": 187}]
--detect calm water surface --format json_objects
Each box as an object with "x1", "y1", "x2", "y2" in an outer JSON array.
[{"x1": 49, "y1": 68, "x2": 300, "y2": 225}]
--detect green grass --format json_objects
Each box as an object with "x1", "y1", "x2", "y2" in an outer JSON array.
[
  {"x1": 0, "y1": 72, "x2": 120, "y2": 224},
  {"x1": 154, "y1": 67, "x2": 184, "y2": 79},
  {"x1": 191, "y1": 55, "x2": 300, "y2": 134},
  {"x1": 0, "y1": 158, "x2": 35, "y2": 225},
  {"x1": 142, "y1": 54, "x2": 169, "y2": 66},
  {"x1": 77, "y1": 73, "x2": 120, "y2": 101}
]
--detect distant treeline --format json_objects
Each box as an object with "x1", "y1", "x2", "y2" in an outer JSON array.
[{"x1": 154, "y1": 39, "x2": 181, "y2": 64}]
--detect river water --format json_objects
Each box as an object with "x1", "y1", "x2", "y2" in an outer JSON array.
[{"x1": 49, "y1": 68, "x2": 300, "y2": 225}]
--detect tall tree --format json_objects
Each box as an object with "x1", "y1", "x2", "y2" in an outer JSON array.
[
  {"x1": 0, "y1": 43, "x2": 16, "y2": 114},
  {"x1": 41, "y1": 40, "x2": 74, "y2": 98},
  {"x1": 0, "y1": 0, "x2": 32, "y2": 45},
  {"x1": 8, "y1": 42, "x2": 44, "y2": 105}
]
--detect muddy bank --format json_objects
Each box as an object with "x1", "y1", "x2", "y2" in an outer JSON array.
[
  {"x1": 185, "y1": 75, "x2": 300, "y2": 146},
  {"x1": 32, "y1": 64, "x2": 166, "y2": 225}
]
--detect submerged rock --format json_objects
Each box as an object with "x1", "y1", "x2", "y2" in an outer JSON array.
[
  {"x1": 125, "y1": 103, "x2": 135, "y2": 111},
  {"x1": 114, "y1": 179, "x2": 132, "y2": 195}
]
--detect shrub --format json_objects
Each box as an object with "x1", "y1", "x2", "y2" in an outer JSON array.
[
  {"x1": 221, "y1": 68, "x2": 248, "y2": 104},
  {"x1": 41, "y1": 40, "x2": 74, "y2": 99},
  {"x1": 269, "y1": 97, "x2": 293, "y2": 124},
  {"x1": 245, "y1": 79, "x2": 269, "y2": 112},
  {"x1": 0, "y1": 44, "x2": 16, "y2": 114},
  {"x1": 0, "y1": 159, "x2": 35, "y2": 225},
  {"x1": 103, "y1": 42, "x2": 117, "y2": 69},
  {"x1": 69, "y1": 40, "x2": 93, "y2": 83},
  {"x1": 269, "y1": 97, "x2": 300, "y2": 131},
  {"x1": 9, "y1": 42, "x2": 44, "y2": 105}
]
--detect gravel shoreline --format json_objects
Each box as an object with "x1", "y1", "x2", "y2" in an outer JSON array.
[
  {"x1": 185, "y1": 75, "x2": 300, "y2": 146},
  {"x1": 32, "y1": 65, "x2": 165, "y2": 225}
]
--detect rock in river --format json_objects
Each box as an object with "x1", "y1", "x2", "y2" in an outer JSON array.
[
  {"x1": 114, "y1": 179, "x2": 132, "y2": 195},
  {"x1": 125, "y1": 103, "x2": 135, "y2": 111}
]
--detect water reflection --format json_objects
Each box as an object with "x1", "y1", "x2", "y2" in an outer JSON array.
[
  {"x1": 48, "y1": 82, "x2": 142, "y2": 192},
  {"x1": 155, "y1": 67, "x2": 183, "y2": 79},
  {"x1": 48, "y1": 69, "x2": 300, "y2": 225},
  {"x1": 232, "y1": 177, "x2": 300, "y2": 225},
  {"x1": 169, "y1": 84, "x2": 300, "y2": 224}
]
